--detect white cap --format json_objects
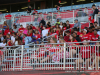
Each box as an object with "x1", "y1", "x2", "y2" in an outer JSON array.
[{"x1": 83, "y1": 29, "x2": 87, "y2": 32}]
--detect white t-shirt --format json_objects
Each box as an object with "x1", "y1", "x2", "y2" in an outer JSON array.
[
  {"x1": 84, "y1": 9, "x2": 88, "y2": 14},
  {"x1": 97, "y1": 31, "x2": 100, "y2": 36},
  {"x1": 11, "y1": 36, "x2": 15, "y2": 43},
  {"x1": 0, "y1": 43, "x2": 6, "y2": 47},
  {"x1": 42, "y1": 29, "x2": 48, "y2": 37},
  {"x1": 60, "y1": 25, "x2": 63, "y2": 29}
]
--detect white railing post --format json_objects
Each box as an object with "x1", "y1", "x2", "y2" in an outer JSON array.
[
  {"x1": 13, "y1": 49, "x2": 16, "y2": 71},
  {"x1": 63, "y1": 43, "x2": 66, "y2": 70},
  {"x1": 73, "y1": 10, "x2": 75, "y2": 23},
  {"x1": 94, "y1": 14, "x2": 97, "y2": 22},
  {"x1": 20, "y1": 45, "x2": 24, "y2": 71},
  {"x1": 52, "y1": 12, "x2": 53, "y2": 24},
  {"x1": 31, "y1": 15, "x2": 33, "y2": 24}
]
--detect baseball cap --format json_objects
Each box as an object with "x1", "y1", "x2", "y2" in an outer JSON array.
[
  {"x1": 83, "y1": 29, "x2": 87, "y2": 32},
  {"x1": 74, "y1": 19, "x2": 78, "y2": 21}
]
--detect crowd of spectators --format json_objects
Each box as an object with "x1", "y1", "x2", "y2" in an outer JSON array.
[{"x1": 0, "y1": 4, "x2": 100, "y2": 70}]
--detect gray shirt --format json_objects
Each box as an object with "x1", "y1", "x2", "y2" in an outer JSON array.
[
  {"x1": 74, "y1": 22, "x2": 81, "y2": 28},
  {"x1": 13, "y1": 28, "x2": 18, "y2": 33}
]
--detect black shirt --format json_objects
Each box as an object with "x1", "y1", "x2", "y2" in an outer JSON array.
[
  {"x1": 27, "y1": 8, "x2": 31, "y2": 13},
  {"x1": 93, "y1": 8, "x2": 99, "y2": 19},
  {"x1": 57, "y1": 3, "x2": 60, "y2": 7}
]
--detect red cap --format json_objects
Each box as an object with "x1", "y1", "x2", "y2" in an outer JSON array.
[
  {"x1": 34, "y1": 9, "x2": 36, "y2": 11},
  {"x1": 59, "y1": 0, "x2": 61, "y2": 3}
]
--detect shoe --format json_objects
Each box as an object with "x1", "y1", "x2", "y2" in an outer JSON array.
[{"x1": 88, "y1": 67, "x2": 92, "y2": 70}]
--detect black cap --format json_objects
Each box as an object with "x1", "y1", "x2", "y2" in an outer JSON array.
[
  {"x1": 66, "y1": 20, "x2": 69, "y2": 22},
  {"x1": 74, "y1": 19, "x2": 78, "y2": 21}
]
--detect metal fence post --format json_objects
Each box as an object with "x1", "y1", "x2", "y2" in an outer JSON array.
[
  {"x1": 73, "y1": 10, "x2": 75, "y2": 23},
  {"x1": 13, "y1": 49, "x2": 16, "y2": 71},
  {"x1": 52, "y1": 12, "x2": 53, "y2": 25},
  {"x1": 31, "y1": 15, "x2": 33, "y2": 24},
  {"x1": 20, "y1": 45, "x2": 24, "y2": 71},
  {"x1": 63, "y1": 43, "x2": 66, "y2": 70}
]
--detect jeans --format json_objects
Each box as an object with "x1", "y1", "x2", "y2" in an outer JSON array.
[{"x1": 25, "y1": 36, "x2": 32, "y2": 52}]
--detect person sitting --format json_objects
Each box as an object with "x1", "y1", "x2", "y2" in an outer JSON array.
[{"x1": 74, "y1": 19, "x2": 81, "y2": 30}]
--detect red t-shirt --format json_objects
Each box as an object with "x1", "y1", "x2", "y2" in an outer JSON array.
[
  {"x1": 91, "y1": 34, "x2": 99, "y2": 41},
  {"x1": 4, "y1": 29, "x2": 9, "y2": 36},
  {"x1": 68, "y1": 39, "x2": 79, "y2": 49},
  {"x1": 34, "y1": 34, "x2": 41, "y2": 40},
  {"x1": 32, "y1": 26, "x2": 36, "y2": 30},
  {"x1": 18, "y1": 28, "x2": 25, "y2": 33},
  {"x1": 64, "y1": 36, "x2": 69, "y2": 42},
  {"x1": 80, "y1": 46, "x2": 93, "y2": 58},
  {"x1": 80, "y1": 34, "x2": 89, "y2": 41},
  {"x1": 77, "y1": 32, "x2": 83, "y2": 35},
  {"x1": 27, "y1": 33, "x2": 33, "y2": 36},
  {"x1": 0, "y1": 50, "x2": 3, "y2": 56},
  {"x1": 5, "y1": 14, "x2": 12, "y2": 19},
  {"x1": 63, "y1": 27, "x2": 66, "y2": 31},
  {"x1": 87, "y1": 32, "x2": 94, "y2": 40}
]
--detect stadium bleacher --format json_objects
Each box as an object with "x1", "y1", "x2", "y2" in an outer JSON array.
[{"x1": 0, "y1": 2, "x2": 100, "y2": 72}]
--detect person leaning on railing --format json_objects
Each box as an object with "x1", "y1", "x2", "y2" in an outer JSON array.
[
  {"x1": 89, "y1": 39, "x2": 100, "y2": 70},
  {"x1": 75, "y1": 40, "x2": 94, "y2": 70}
]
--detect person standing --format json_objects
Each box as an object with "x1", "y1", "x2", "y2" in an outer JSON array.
[
  {"x1": 92, "y1": 4, "x2": 99, "y2": 19},
  {"x1": 27, "y1": 6, "x2": 32, "y2": 14},
  {"x1": 56, "y1": 1, "x2": 61, "y2": 11}
]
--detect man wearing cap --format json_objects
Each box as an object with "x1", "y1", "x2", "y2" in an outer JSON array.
[
  {"x1": 32, "y1": 9, "x2": 38, "y2": 15},
  {"x1": 80, "y1": 29, "x2": 89, "y2": 42},
  {"x1": 74, "y1": 19, "x2": 81, "y2": 29},
  {"x1": 56, "y1": 1, "x2": 61, "y2": 11}
]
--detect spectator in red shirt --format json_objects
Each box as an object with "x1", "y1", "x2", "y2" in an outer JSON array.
[
  {"x1": 55, "y1": 24, "x2": 61, "y2": 35},
  {"x1": 5, "y1": 14, "x2": 12, "y2": 20},
  {"x1": 64, "y1": 31, "x2": 70, "y2": 42},
  {"x1": 18, "y1": 25, "x2": 25, "y2": 36},
  {"x1": 9, "y1": 29, "x2": 14, "y2": 36},
  {"x1": 73, "y1": 32, "x2": 81, "y2": 42},
  {"x1": 90, "y1": 40, "x2": 100, "y2": 70},
  {"x1": 87, "y1": 27, "x2": 94, "y2": 41},
  {"x1": 32, "y1": 9, "x2": 38, "y2": 15},
  {"x1": 80, "y1": 29, "x2": 89, "y2": 41},
  {"x1": 75, "y1": 40, "x2": 93, "y2": 70},
  {"x1": 63, "y1": 23, "x2": 67, "y2": 31},
  {"x1": 4, "y1": 27, "x2": 9, "y2": 36},
  {"x1": 91, "y1": 29, "x2": 99, "y2": 42},
  {"x1": 68, "y1": 35, "x2": 79, "y2": 50},
  {"x1": 30, "y1": 24, "x2": 36, "y2": 30}
]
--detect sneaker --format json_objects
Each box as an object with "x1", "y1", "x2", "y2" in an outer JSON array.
[{"x1": 88, "y1": 67, "x2": 92, "y2": 70}]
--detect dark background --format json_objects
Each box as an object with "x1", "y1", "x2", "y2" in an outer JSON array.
[{"x1": 0, "y1": 0, "x2": 100, "y2": 13}]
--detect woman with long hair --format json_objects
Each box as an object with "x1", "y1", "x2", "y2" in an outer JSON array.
[
  {"x1": 2, "y1": 21, "x2": 9, "y2": 31},
  {"x1": 15, "y1": 36, "x2": 22, "y2": 45},
  {"x1": 52, "y1": 38, "x2": 76, "y2": 63},
  {"x1": 41, "y1": 37, "x2": 60, "y2": 63},
  {"x1": 55, "y1": 24, "x2": 61, "y2": 35}
]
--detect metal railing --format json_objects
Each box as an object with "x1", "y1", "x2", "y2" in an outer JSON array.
[{"x1": 0, "y1": 41, "x2": 100, "y2": 71}]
